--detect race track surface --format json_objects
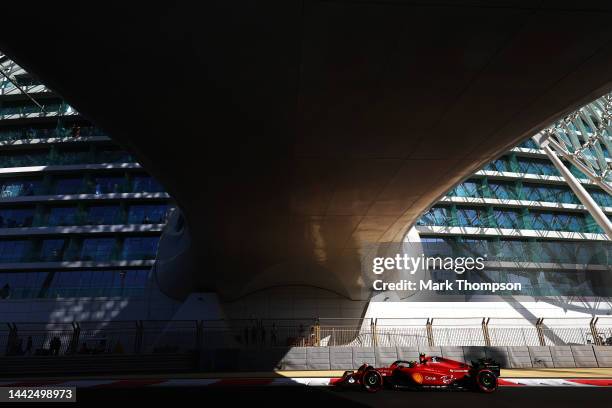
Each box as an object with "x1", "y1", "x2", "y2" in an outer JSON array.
[{"x1": 73, "y1": 386, "x2": 612, "y2": 407}]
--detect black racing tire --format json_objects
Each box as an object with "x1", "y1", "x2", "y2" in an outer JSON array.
[
  {"x1": 362, "y1": 369, "x2": 383, "y2": 393},
  {"x1": 475, "y1": 369, "x2": 498, "y2": 393}
]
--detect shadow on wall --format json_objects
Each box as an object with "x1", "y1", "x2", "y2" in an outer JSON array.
[{"x1": 2, "y1": 343, "x2": 611, "y2": 377}]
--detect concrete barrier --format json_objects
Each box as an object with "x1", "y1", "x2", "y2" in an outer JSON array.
[
  {"x1": 550, "y1": 346, "x2": 575, "y2": 368},
  {"x1": 2, "y1": 345, "x2": 611, "y2": 376},
  {"x1": 208, "y1": 345, "x2": 611, "y2": 371},
  {"x1": 593, "y1": 346, "x2": 612, "y2": 368},
  {"x1": 352, "y1": 347, "x2": 376, "y2": 369},
  {"x1": 507, "y1": 346, "x2": 532, "y2": 368},
  {"x1": 440, "y1": 346, "x2": 465, "y2": 363},
  {"x1": 329, "y1": 347, "x2": 352, "y2": 370},
  {"x1": 200, "y1": 345, "x2": 612, "y2": 371},
  {"x1": 210, "y1": 349, "x2": 242, "y2": 371},
  {"x1": 375, "y1": 347, "x2": 398, "y2": 367},
  {"x1": 570, "y1": 345, "x2": 598, "y2": 368},
  {"x1": 528, "y1": 346, "x2": 554, "y2": 368},
  {"x1": 396, "y1": 346, "x2": 420, "y2": 361},
  {"x1": 418, "y1": 346, "x2": 442, "y2": 356},
  {"x1": 280, "y1": 347, "x2": 308, "y2": 370},
  {"x1": 485, "y1": 346, "x2": 510, "y2": 368},
  {"x1": 307, "y1": 347, "x2": 331, "y2": 370},
  {"x1": 462, "y1": 346, "x2": 487, "y2": 363}
]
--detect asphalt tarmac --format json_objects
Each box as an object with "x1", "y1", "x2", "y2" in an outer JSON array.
[{"x1": 69, "y1": 385, "x2": 612, "y2": 407}]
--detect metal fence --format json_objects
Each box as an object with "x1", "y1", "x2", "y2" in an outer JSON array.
[{"x1": 2, "y1": 316, "x2": 611, "y2": 356}]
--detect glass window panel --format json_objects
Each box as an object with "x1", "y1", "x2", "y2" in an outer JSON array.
[
  {"x1": 517, "y1": 158, "x2": 559, "y2": 176},
  {"x1": 86, "y1": 205, "x2": 120, "y2": 225},
  {"x1": 488, "y1": 181, "x2": 516, "y2": 200},
  {"x1": 54, "y1": 177, "x2": 83, "y2": 195},
  {"x1": 132, "y1": 175, "x2": 165, "y2": 193},
  {"x1": 484, "y1": 158, "x2": 508, "y2": 172},
  {"x1": 528, "y1": 211, "x2": 591, "y2": 232},
  {"x1": 518, "y1": 139, "x2": 538, "y2": 149},
  {"x1": 127, "y1": 204, "x2": 168, "y2": 224},
  {"x1": 456, "y1": 207, "x2": 488, "y2": 227},
  {"x1": 122, "y1": 237, "x2": 159, "y2": 260},
  {"x1": 416, "y1": 206, "x2": 451, "y2": 226},
  {"x1": 589, "y1": 189, "x2": 612, "y2": 207},
  {"x1": 93, "y1": 176, "x2": 125, "y2": 195},
  {"x1": 47, "y1": 207, "x2": 78, "y2": 226},
  {"x1": 40, "y1": 239, "x2": 66, "y2": 262},
  {"x1": 80, "y1": 238, "x2": 115, "y2": 261},
  {"x1": 0, "y1": 240, "x2": 31, "y2": 262},
  {"x1": 0, "y1": 150, "x2": 47, "y2": 167},
  {"x1": 0, "y1": 178, "x2": 43, "y2": 198},
  {"x1": 493, "y1": 208, "x2": 522, "y2": 229},
  {"x1": 0, "y1": 207, "x2": 34, "y2": 228},
  {"x1": 451, "y1": 180, "x2": 480, "y2": 197}
]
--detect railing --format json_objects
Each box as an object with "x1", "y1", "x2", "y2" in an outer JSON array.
[
  {"x1": 0, "y1": 126, "x2": 107, "y2": 143},
  {"x1": 1, "y1": 317, "x2": 611, "y2": 357},
  {"x1": 0, "y1": 150, "x2": 136, "y2": 168},
  {"x1": 0, "y1": 103, "x2": 77, "y2": 120},
  {"x1": 0, "y1": 180, "x2": 167, "y2": 199}
]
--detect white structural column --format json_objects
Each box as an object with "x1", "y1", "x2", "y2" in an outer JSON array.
[{"x1": 533, "y1": 133, "x2": 612, "y2": 239}]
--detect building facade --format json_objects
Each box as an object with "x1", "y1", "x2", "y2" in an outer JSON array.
[
  {"x1": 0, "y1": 55, "x2": 175, "y2": 319},
  {"x1": 414, "y1": 138, "x2": 611, "y2": 299},
  {"x1": 1, "y1": 53, "x2": 610, "y2": 324}
]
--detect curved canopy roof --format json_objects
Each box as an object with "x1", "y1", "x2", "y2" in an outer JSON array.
[{"x1": 2, "y1": 2, "x2": 612, "y2": 299}]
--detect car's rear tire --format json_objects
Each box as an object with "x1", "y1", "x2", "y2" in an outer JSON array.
[
  {"x1": 362, "y1": 369, "x2": 383, "y2": 393},
  {"x1": 475, "y1": 369, "x2": 498, "y2": 393}
]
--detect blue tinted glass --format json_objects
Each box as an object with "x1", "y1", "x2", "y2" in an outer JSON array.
[
  {"x1": 122, "y1": 237, "x2": 159, "y2": 260},
  {"x1": 132, "y1": 176, "x2": 164, "y2": 193},
  {"x1": 493, "y1": 209, "x2": 521, "y2": 229},
  {"x1": 528, "y1": 211, "x2": 590, "y2": 232},
  {"x1": 456, "y1": 207, "x2": 487, "y2": 227},
  {"x1": 484, "y1": 158, "x2": 508, "y2": 172},
  {"x1": 0, "y1": 151, "x2": 47, "y2": 167},
  {"x1": 0, "y1": 271, "x2": 46, "y2": 298},
  {"x1": 517, "y1": 158, "x2": 559, "y2": 176},
  {"x1": 0, "y1": 208, "x2": 34, "y2": 228},
  {"x1": 40, "y1": 239, "x2": 66, "y2": 261},
  {"x1": 81, "y1": 238, "x2": 115, "y2": 261},
  {"x1": 488, "y1": 182, "x2": 515, "y2": 199},
  {"x1": 54, "y1": 177, "x2": 83, "y2": 195},
  {"x1": 589, "y1": 189, "x2": 612, "y2": 207},
  {"x1": 87, "y1": 205, "x2": 120, "y2": 225},
  {"x1": 0, "y1": 179, "x2": 42, "y2": 197},
  {"x1": 0, "y1": 240, "x2": 31, "y2": 262},
  {"x1": 47, "y1": 207, "x2": 77, "y2": 226},
  {"x1": 62, "y1": 272, "x2": 82, "y2": 287},
  {"x1": 123, "y1": 269, "x2": 149, "y2": 286},
  {"x1": 518, "y1": 139, "x2": 538, "y2": 149},
  {"x1": 77, "y1": 270, "x2": 94, "y2": 287},
  {"x1": 417, "y1": 207, "x2": 450, "y2": 226},
  {"x1": 127, "y1": 204, "x2": 168, "y2": 224},
  {"x1": 94, "y1": 177, "x2": 124, "y2": 194},
  {"x1": 453, "y1": 181, "x2": 479, "y2": 197}
]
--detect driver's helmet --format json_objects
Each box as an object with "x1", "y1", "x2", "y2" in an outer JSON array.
[{"x1": 419, "y1": 353, "x2": 427, "y2": 363}]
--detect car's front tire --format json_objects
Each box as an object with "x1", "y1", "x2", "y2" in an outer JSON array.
[
  {"x1": 362, "y1": 369, "x2": 383, "y2": 393},
  {"x1": 475, "y1": 369, "x2": 498, "y2": 393}
]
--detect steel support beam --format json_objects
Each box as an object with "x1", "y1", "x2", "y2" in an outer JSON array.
[{"x1": 533, "y1": 134, "x2": 612, "y2": 239}]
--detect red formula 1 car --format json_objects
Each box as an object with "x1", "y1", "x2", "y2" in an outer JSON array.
[{"x1": 336, "y1": 354, "x2": 499, "y2": 393}]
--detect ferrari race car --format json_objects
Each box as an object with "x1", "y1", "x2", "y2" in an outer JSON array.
[{"x1": 335, "y1": 354, "x2": 500, "y2": 393}]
